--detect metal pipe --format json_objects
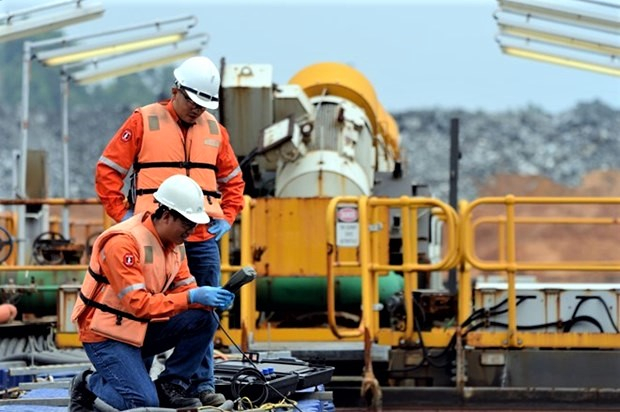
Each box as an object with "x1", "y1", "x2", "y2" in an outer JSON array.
[
  {"x1": 17, "y1": 41, "x2": 31, "y2": 266},
  {"x1": 63, "y1": 32, "x2": 208, "y2": 73},
  {"x1": 1, "y1": 0, "x2": 80, "y2": 20},
  {"x1": 26, "y1": 14, "x2": 197, "y2": 50},
  {"x1": 447, "y1": 118, "x2": 459, "y2": 293},
  {"x1": 0, "y1": 265, "x2": 86, "y2": 272},
  {"x1": 0, "y1": 199, "x2": 100, "y2": 206},
  {"x1": 61, "y1": 75, "x2": 70, "y2": 239}
]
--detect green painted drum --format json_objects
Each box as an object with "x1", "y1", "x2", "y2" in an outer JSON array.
[
  {"x1": 1, "y1": 269, "x2": 404, "y2": 318},
  {"x1": 255, "y1": 271, "x2": 404, "y2": 312},
  {"x1": 0, "y1": 270, "x2": 84, "y2": 317}
]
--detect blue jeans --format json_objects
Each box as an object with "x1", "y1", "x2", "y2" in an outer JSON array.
[
  {"x1": 185, "y1": 238, "x2": 221, "y2": 395},
  {"x1": 83, "y1": 309, "x2": 217, "y2": 410}
]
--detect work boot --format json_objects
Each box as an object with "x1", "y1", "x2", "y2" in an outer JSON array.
[
  {"x1": 198, "y1": 390, "x2": 226, "y2": 406},
  {"x1": 155, "y1": 379, "x2": 202, "y2": 408},
  {"x1": 68, "y1": 369, "x2": 96, "y2": 412}
]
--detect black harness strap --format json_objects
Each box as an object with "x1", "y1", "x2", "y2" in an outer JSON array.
[
  {"x1": 133, "y1": 161, "x2": 218, "y2": 172},
  {"x1": 78, "y1": 291, "x2": 150, "y2": 323},
  {"x1": 131, "y1": 161, "x2": 221, "y2": 199},
  {"x1": 88, "y1": 266, "x2": 109, "y2": 284},
  {"x1": 84, "y1": 267, "x2": 149, "y2": 323},
  {"x1": 135, "y1": 188, "x2": 221, "y2": 199}
]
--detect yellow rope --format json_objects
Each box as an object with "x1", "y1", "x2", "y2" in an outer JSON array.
[{"x1": 258, "y1": 398, "x2": 298, "y2": 411}]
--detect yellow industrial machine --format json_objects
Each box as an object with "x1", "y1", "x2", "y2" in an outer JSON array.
[
  {"x1": 214, "y1": 61, "x2": 620, "y2": 408},
  {"x1": 1, "y1": 61, "x2": 619, "y2": 409}
]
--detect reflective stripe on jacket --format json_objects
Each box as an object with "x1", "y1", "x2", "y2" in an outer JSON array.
[
  {"x1": 132, "y1": 103, "x2": 225, "y2": 220},
  {"x1": 71, "y1": 212, "x2": 187, "y2": 347}
]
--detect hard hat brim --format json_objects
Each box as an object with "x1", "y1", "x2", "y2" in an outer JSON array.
[
  {"x1": 186, "y1": 89, "x2": 219, "y2": 110},
  {"x1": 179, "y1": 210, "x2": 211, "y2": 225}
]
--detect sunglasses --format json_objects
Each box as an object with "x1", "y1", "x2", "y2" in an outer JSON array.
[
  {"x1": 178, "y1": 88, "x2": 205, "y2": 111},
  {"x1": 181, "y1": 85, "x2": 218, "y2": 104},
  {"x1": 168, "y1": 209, "x2": 197, "y2": 231}
]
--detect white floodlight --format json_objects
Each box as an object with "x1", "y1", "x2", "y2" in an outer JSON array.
[
  {"x1": 497, "y1": 35, "x2": 620, "y2": 76},
  {"x1": 0, "y1": 0, "x2": 105, "y2": 42},
  {"x1": 28, "y1": 15, "x2": 197, "y2": 66},
  {"x1": 15, "y1": 12, "x2": 201, "y2": 263},
  {"x1": 498, "y1": 0, "x2": 620, "y2": 33},
  {"x1": 67, "y1": 38, "x2": 207, "y2": 85},
  {"x1": 53, "y1": 35, "x2": 206, "y2": 237},
  {"x1": 36, "y1": 30, "x2": 187, "y2": 66},
  {"x1": 496, "y1": 12, "x2": 620, "y2": 56}
]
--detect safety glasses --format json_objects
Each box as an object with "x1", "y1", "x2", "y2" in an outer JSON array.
[
  {"x1": 178, "y1": 88, "x2": 205, "y2": 111},
  {"x1": 169, "y1": 209, "x2": 197, "y2": 231},
  {"x1": 180, "y1": 85, "x2": 218, "y2": 104}
]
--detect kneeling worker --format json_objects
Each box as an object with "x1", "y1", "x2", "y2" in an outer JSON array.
[{"x1": 69, "y1": 174, "x2": 234, "y2": 411}]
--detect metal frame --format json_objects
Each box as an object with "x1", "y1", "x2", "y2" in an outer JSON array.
[
  {"x1": 498, "y1": 0, "x2": 620, "y2": 33},
  {"x1": 495, "y1": 11, "x2": 620, "y2": 56},
  {"x1": 0, "y1": 0, "x2": 104, "y2": 42},
  {"x1": 496, "y1": 35, "x2": 620, "y2": 76},
  {"x1": 495, "y1": 0, "x2": 620, "y2": 76},
  {"x1": 16, "y1": 15, "x2": 205, "y2": 263}
]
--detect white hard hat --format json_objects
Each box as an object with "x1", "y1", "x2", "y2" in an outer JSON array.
[
  {"x1": 153, "y1": 175, "x2": 210, "y2": 224},
  {"x1": 173, "y1": 56, "x2": 220, "y2": 110}
]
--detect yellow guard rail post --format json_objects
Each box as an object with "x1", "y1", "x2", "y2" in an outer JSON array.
[
  {"x1": 325, "y1": 196, "x2": 366, "y2": 338},
  {"x1": 218, "y1": 195, "x2": 254, "y2": 350},
  {"x1": 326, "y1": 196, "x2": 459, "y2": 343},
  {"x1": 367, "y1": 197, "x2": 458, "y2": 343}
]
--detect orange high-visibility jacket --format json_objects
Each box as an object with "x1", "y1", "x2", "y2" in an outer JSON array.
[
  {"x1": 71, "y1": 212, "x2": 197, "y2": 347},
  {"x1": 96, "y1": 100, "x2": 245, "y2": 242},
  {"x1": 133, "y1": 103, "x2": 224, "y2": 219}
]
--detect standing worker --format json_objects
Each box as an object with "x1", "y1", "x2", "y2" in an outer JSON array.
[
  {"x1": 95, "y1": 55, "x2": 245, "y2": 406},
  {"x1": 69, "y1": 174, "x2": 235, "y2": 411}
]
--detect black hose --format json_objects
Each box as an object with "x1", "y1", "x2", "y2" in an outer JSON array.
[
  {"x1": 563, "y1": 315, "x2": 605, "y2": 333},
  {"x1": 390, "y1": 295, "x2": 537, "y2": 374},
  {"x1": 571, "y1": 295, "x2": 619, "y2": 333},
  {"x1": 463, "y1": 315, "x2": 605, "y2": 334}
]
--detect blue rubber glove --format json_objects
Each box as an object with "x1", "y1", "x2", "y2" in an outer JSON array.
[
  {"x1": 189, "y1": 286, "x2": 234, "y2": 309},
  {"x1": 207, "y1": 219, "x2": 232, "y2": 241},
  {"x1": 121, "y1": 209, "x2": 134, "y2": 222}
]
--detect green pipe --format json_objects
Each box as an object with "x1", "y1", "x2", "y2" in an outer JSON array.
[
  {"x1": 0, "y1": 270, "x2": 405, "y2": 317},
  {"x1": 256, "y1": 271, "x2": 403, "y2": 312},
  {"x1": 0, "y1": 270, "x2": 84, "y2": 317}
]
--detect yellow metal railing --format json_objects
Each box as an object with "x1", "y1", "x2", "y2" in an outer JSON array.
[
  {"x1": 326, "y1": 196, "x2": 459, "y2": 342},
  {"x1": 460, "y1": 195, "x2": 620, "y2": 348},
  {"x1": 4, "y1": 194, "x2": 620, "y2": 352},
  {"x1": 224, "y1": 195, "x2": 460, "y2": 347},
  {"x1": 325, "y1": 196, "x2": 365, "y2": 338},
  {"x1": 219, "y1": 195, "x2": 254, "y2": 350},
  {"x1": 0, "y1": 198, "x2": 111, "y2": 266},
  {"x1": 0, "y1": 211, "x2": 17, "y2": 266}
]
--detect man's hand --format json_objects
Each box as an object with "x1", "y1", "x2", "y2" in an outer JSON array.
[
  {"x1": 207, "y1": 219, "x2": 232, "y2": 241},
  {"x1": 189, "y1": 286, "x2": 234, "y2": 309}
]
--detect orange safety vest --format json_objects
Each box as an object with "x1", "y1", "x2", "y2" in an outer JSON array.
[
  {"x1": 71, "y1": 213, "x2": 187, "y2": 347},
  {"x1": 131, "y1": 103, "x2": 225, "y2": 219}
]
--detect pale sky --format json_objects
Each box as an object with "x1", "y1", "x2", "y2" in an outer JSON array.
[{"x1": 2, "y1": 0, "x2": 619, "y2": 113}]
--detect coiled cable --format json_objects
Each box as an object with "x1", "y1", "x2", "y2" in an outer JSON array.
[
  {"x1": 213, "y1": 312, "x2": 303, "y2": 412},
  {"x1": 230, "y1": 367, "x2": 269, "y2": 407}
]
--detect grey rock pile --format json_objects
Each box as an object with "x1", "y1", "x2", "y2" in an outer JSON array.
[
  {"x1": 1, "y1": 100, "x2": 618, "y2": 202},
  {"x1": 398, "y1": 100, "x2": 619, "y2": 201}
]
